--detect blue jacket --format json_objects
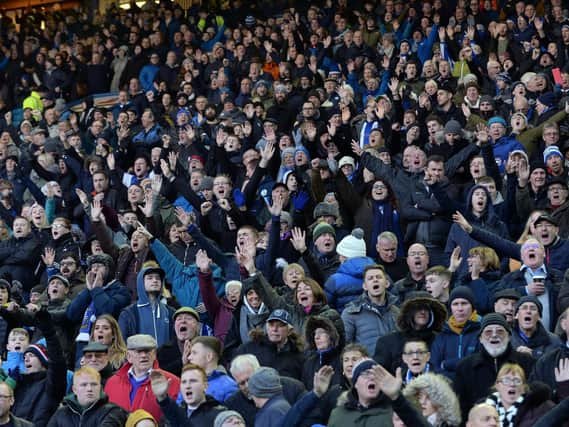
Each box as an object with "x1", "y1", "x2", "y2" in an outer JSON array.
[
  {"x1": 492, "y1": 135, "x2": 525, "y2": 173},
  {"x1": 139, "y1": 64, "x2": 159, "y2": 93},
  {"x1": 150, "y1": 239, "x2": 225, "y2": 307},
  {"x1": 118, "y1": 266, "x2": 175, "y2": 347},
  {"x1": 206, "y1": 369, "x2": 238, "y2": 403},
  {"x1": 430, "y1": 316, "x2": 481, "y2": 380},
  {"x1": 324, "y1": 257, "x2": 376, "y2": 312},
  {"x1": 255, "y1": 395, "x2": 291, "y2": 427},
  {"x1": 66, "y1": 280, "x2": 131, "y2": 325},
  {"x1": 132, "y1": 124, "x2": 163, "y2": 147}
]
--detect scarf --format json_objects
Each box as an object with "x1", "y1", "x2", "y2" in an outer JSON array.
[
  {"x1": 239, "y1": 299, "x2": 268, "y2": 344},
  {"x1": 485, "y1": 391, "x2": 524, "y2": 427},
  {"x1": 371, "y1": 200, "x2": 395, "y2": 255},
  {"x1": 448, "y1": 311, "x2": 479, "y2": 335},
  {"x1": 76, "y1": 301, "x2": 96, "y2": 342}
]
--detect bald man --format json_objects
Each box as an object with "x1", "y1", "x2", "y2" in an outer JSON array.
[{"x1": 466, "y1": 403, "x2": 499, "y2": 427}]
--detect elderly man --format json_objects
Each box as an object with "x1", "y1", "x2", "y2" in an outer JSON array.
[
  {"x1": 466, "y1": 403, "x2": 499, "y2": 427},
  {"x1": 105, "y1": 334, "x2": 180, "y2": 422},
  {"x1": 391, "y1": 244, "x2": 430, "y2": 303},
  {"x1": 80, "y1": 341, "x2": 114, "y2": 386},
  {"x1": 225, "y1": 354, "x2": 305, "y2": 427},
  {"x1": 454, "y1": 313, "x2": 535, "y2": 419},
  {"x1": 496, "y1": 237, "x2": 563, "y2": 331},
  {"x1": 0, "y1": 382, "x2": 33, "y2": 427},
  {"x1": 375, "y1": 232, "x2": 408, "y2": 282},
  {"x1": 510, "y1": 296, "x2": 561, "y2": 359},
  {"x1": 48, "y1": 367, "x2": 128, "y2": 426}
]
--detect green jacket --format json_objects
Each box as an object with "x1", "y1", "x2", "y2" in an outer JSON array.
[{"x1": 328, "y1": 391, "x2": 393, "y2": 427}]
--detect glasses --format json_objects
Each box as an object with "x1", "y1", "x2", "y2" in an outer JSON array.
[
  {"x1": 409, "y1": 251, "x2": 427, "y2": 257},
  {"x1": 60, "y1": 261, "x2": 76, "y2": 267},
  {"x1": 52, "y1": 223, "x2": 67, "y2": 229},
  {"x1": 403, "y1": 350, "x2": 429, "y2": 357},
  {"x1": 548, "y1": 186, "x2": 567, "y2": 192},
  {"x1": 522, "y1": 243, "x2": 541, "y2": 250},
  {"x1": 482, "y1": 328, "x2": 507, "y2": 339},
  {"x1": 0, "y1": 395, "x2": 12, "y2": 400},
  {"x1": 498, "y1": 377, "x2": 523, "y2": 386},
  {"x1": 373, "y1": 183, "x2": 386, "y2": 189}
]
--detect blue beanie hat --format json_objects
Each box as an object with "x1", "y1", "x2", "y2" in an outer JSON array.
[
  {"x1": 294, "y1": 145, "x2": 311, "y2": 161},
  {"x1": 352, "y1": 359, "x2": 378, "y2": 385},
  {"x1": 487, "y1": 116, "x2": 507, "y2": 127}
]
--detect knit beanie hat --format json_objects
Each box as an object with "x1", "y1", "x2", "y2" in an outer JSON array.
[
  {"x1": 248, "y1": 367, "x2": 282, "y2": 398},
  {"x1": 544, "y1": 145, "x2": 563, "y2": 163},
  {"x1": 351, "y1": 358, "x2": 378, "y2": 385},
  {"x1": 125, "y1": 409, "x2": 157, "y2": 427},
  {"x1": 313, "y1": 222, "x2": 336, "y2": 242},
  {"x1": 337, "y1": 228, "x2": 366, "y2": 258},
  {"x1": 515, "y1": 295, "x2": 543, "y2": 317},
  {"x1": 214, "y1": 410, "x2": 246, "y2": 427},
  {"x1": 480, "y1": 313, "x2": 511, "y2": 335},
  {"x1": 24, "y1": 344, "x2": 49, "y2": 367},
  {"x1": 449, "y1": 286, "x2": 475, "y2": 308}
]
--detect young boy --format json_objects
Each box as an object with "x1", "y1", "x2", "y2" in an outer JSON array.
[
  {"x1": 3, "y1": 328, "x2": 29, "y2": 376},
  {"x1": 424, "y1": 266, "x2": 452, "y2": 304}
]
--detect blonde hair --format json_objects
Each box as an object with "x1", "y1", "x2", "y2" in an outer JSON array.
[
  {"x1": 90, "y1": 314, "x2": 127, "y2": 369},
  {"x1": 468, "y1": 246, "x2": 500, "y2": 271}
]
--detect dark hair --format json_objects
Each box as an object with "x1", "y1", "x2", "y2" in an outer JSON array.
[{"x1": 191, "y1": 336, "x2": 221, "y2": 359}]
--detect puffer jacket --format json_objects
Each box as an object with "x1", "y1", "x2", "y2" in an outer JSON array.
[
  {"x1": 328, "y1": 390, "x2": 398, "y2": 427},
  {"x1": 150, "y1": 238, "x2": 225, "y2": 308},
  {"x1": 104, "y1": 360, "x2": 180, "y2": 422},
  {"x1": 430, "y1": 315, "x2": 482, "y2": 380},
  {"x1": 342, "y1": 292, "x2": 399, "y2": 354},
  {"x1": 46, "y1": 393, "x2": 128, "y2": 427},
  {"x1": 324, "y1": 256, "x2": 376, "y2": 312}
]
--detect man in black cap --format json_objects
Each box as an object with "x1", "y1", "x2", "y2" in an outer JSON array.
[
  {"x1": 493, "y1": 288, "x2": 521, "y2": 325},
  {"x1": 235, "y1": 309, "x2": 304, "y2": 380},
  {"x1": 81, "y1": 341, "x2": 114, "y2": 385},
  {"x1": 454, "y1": 313, "x2": 535, "y2": 419},
  {"x1": 510, "y1": 295, "x2": 561, "y2": 359}
]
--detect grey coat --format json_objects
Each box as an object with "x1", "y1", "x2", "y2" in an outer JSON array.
[{"x1": 341, "y1": 292, "x2": 399, "y2": 354}]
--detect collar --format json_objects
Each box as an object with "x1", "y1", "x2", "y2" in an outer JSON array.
[
  {"x1": 128, "y1": 366, "x2": 150, "y2": 382},
  {"x1": 520, "y1": 264, "x2": 547, "y2": 276}
]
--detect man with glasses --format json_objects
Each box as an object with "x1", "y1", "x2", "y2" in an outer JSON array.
[
  {"x1": 80, "y1": 341, "x2": 114, "y2": 386},
  {"x1": 400, "y1": 338, "x2": 431, "y2": 384},
  {"x1": 454, "y1": 313, "x2": 534, "y2": 420},
  {"x1": 496, "y1": 237, "x2": 563, "y2": 331},
  {"x1": 0, "y1": 382, "x2": 32, "y2": 427},
  {"x1": 545, "y1": 178, "x2": 569, "y2": 238},
  {"x1": 105, "y1": 334, "x2": 180, "y2": 422}
]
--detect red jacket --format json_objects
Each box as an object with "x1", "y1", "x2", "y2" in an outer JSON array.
[{"x1": 104, "y1": 360, "x2": 180, "y2": 422}]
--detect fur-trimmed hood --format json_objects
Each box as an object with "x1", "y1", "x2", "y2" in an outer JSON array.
[
  {"x1": 248, "y1": 327, "x2": 304, "y2": 353},
  {"x1": 305, "y1": 315, "x2": 340, "y2": 350},
  {"x1": 403, "y1": 373, "x2": 461, "y2": 426},
  {"x1": 397, "y1": 292, "x2": 448, "y2": 333}
]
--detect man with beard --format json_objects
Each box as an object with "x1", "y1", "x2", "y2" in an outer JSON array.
[
  {"x1": 157, "y1": 307, "x2": 201, "y2": 377},
  {"x1": 44, "y1": 252, "x2": 85, "y2": 299},
  {"x1": 454, "y1": 313, "x2": 534, "y2": 419},
  {"x1": 266, "y1": 84, "x2": 296, "y2": 133}
]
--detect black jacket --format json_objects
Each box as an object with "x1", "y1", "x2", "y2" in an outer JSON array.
[
  {"x1": 455, "y1": 344, "x2": 535, "y2": 418},
  {"x1": 0, "y1": 233, "x2": 41, "y2": 287},
  {"x1": 158, "y1": 395, "x2": 226, "y2": 427},
  {"x1": 235, "y1": 331, "x2": 305, "y2": 380},
  {"x1": 47, "y1": 394, "x2": 128, "y2": 427},
  {"x1": 12, "y1": 312, "x2": 67, "y2": 427},
  {"x1": 530, "y1": 337, "x2": 569, "y2": 401},
  {"x1": 157, "y1": 339, "x2": 183, "y2": 377}
]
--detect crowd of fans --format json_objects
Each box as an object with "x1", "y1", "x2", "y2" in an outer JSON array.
[{"x1": 1, "y1": 0, "x2": 569, "y2": 425}]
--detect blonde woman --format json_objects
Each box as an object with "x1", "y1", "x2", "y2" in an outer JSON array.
[{"x1": 89, "y1": 314, "x2": 127, "y2": 369}]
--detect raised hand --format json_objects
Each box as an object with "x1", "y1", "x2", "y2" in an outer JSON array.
[
  {"x1": 149, "y1": 370, "x2": 170, "y2": 401},
  {"x1": 555, "y1": 358, "x2": 569, "y2": 383},
  {"x1": 195, "y1": 249, "x2": 212, "y2": 273},
  {"x1": 452, "y1": 211, "x2": 473, "y2": 234},
  {"x1": 201, "y1": 201, "x2": 213, "y2": 216},
  {"x1": 106, "y1": 152, "x2": 116, "y2": 170},
  {"x1": 86, "y1": 269, "x2": 104, "y2": 290},
  {"x1": 259, "y1": 141, "x2": 275, "y2": 168},
  {"x1": 313, "y1": 365, "x2": 334, "y2": 398},
  {"x1": 351, "y1": 140, "x2": 364, "y2": 157},
  {"x1": 75, "y1": 188, "x2": 89, "y2": 207},
  {"x1": 218, "y1": 198, "x2": 231, "y2": 211},
  {"x1": 517, "y1": 159, "x2": 530, "y2": 188},
  {"x1": 448, "y1": 246, "x2": 462, "y2": 273},
  {"x1": 388, "y1": 77, "x2": 399, "y2": 95},
  {"x1": 175, "y1": 207, "x2": 192, "y2": 227},
  {"x1": 475, "y1": 123, "x2": 489, "y2": 145},
  {"x1": 136, "y1": 221, "x2": 154, "y2": 240},
  {"x1": 267, "y1": 195, "x2": 284, "y2": 216},
  {"x1": 160, "y1": 159, "x2": 172, "y2": 178},
  {"x1": 168, "y1": 151, "x2": 178, "y2": 172},
  {"x1": 91, "y1": 198, "x2": 103, "y2": 221},
  {"x1": 235, "y1": 245, "x2": 256, "y2": 273},
  {"x1": 41, "y1": 247, "x2": 56, "y2": 267},
  {"x1": 290, "y1": 227, "x2": 307, "y2": 254},
  {"x1": 139, "y1": 193, "x2": 154, "y2": 218},
  {"x1": 373, "y1": 365, "x2": 403, "y2": 401}
]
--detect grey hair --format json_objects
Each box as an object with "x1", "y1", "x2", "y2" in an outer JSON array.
[{"x1": 230, "y1": 354, "x2": 261, "y2": 377}]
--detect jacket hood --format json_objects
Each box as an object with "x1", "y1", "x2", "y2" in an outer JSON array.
[
  {"x1": 305, "y1": 316, "x2": 340, "y2": 350},
  {"x1": 62, "y1": 392, "x2": 110, "y2": 413},
  {"x1": 136, "y1": 266, "x2": 164, "y2": 305},
  {"x1": 403, "y1": 373, "x2": 462, "y2": 426},
  {"x1": 465, "y1": 184, "x2": 497, "y2": 223},
  {"x1": 397, "y1": 294, "x2": 448, "y2": 333},
  {"x1": 337, "y1": 256, "x2": 375, "y2": 278}
]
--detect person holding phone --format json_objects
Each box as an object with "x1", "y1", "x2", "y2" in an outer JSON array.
[{"x1": 494, "y1": 238, "x2": 563, "y2": 332}]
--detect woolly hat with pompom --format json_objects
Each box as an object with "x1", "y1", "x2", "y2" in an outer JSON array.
[{"x1": 337, "y1": 228, "x2": 367, "y2": 258}]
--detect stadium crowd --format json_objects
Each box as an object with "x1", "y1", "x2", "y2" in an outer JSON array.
[{"x1": 1, "y1": 0, "x2": 569, "y2": 425}]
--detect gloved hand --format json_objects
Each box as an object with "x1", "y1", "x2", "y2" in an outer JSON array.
[
  {"x1": 292, "y1": 191, "x2": 310, "y2": 210},
  {"x1": 233, "y1": 188, "x2": 246, "y2": 208}
]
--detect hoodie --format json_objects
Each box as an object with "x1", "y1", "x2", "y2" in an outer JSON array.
[{"x1": 118, "y1": 267, "x2": 175, "y2": 347}]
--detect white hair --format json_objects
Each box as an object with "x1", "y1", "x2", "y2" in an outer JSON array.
[
  {"x1": 225, "y1": 280, "x2": 242, "y2": 294},
  {"x1": 230, "y1": 354, "x2": 260, "y2": 377}
]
